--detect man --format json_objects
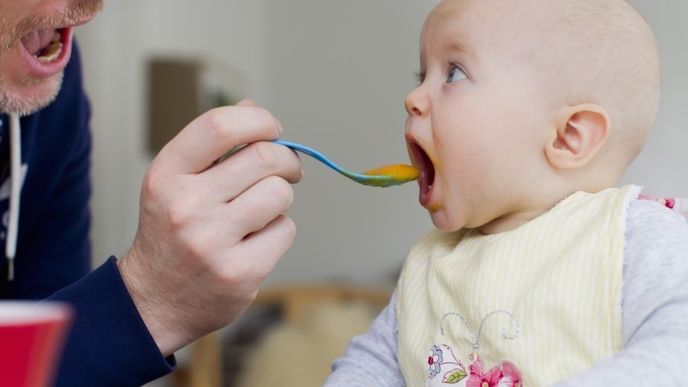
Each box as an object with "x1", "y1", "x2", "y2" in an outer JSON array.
[{"x1": 0, "y1": 0, "x2": 302, "y2": 385}]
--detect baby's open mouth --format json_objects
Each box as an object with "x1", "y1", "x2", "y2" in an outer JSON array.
[
  {"x1": 21, "y1": 28, "x2": 65, "y2": 63},
  {"x1": 408, "y1": 141, "x2": 435, "y2": 205}
]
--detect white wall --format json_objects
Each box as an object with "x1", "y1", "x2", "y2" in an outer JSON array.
[
  {"x1": 622, "y1": 0, "x2": 688, "y2": 197},
  {"x1": 78, "y1": 0, "x2": 436, "y2": 286},
  {"x1": 263, "y1": 0, "x2": 437, "y2": 285},
  {"x1": 78, "y1": 1, "x2": 687, "y2": 288},
  {"x1": 78, "y1": 0, "x2": 272, "y2": 266}
]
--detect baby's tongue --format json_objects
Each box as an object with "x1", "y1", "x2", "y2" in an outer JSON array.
[{"x1": 21, "y1": 28, "x2": 56, "y2": 55}]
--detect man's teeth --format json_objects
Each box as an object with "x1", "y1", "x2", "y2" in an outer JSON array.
[
  {"x1": 37, "y1": 42, "x2": 63, "y2": 63},
  {"x1": 36, "y1": 32, "x2": 62, "y2": 63}
]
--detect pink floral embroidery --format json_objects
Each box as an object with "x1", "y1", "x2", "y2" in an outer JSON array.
[
  {"x1": 466, "y1": 357, "x2": 522, "y2": 387},
  {"x1": 426, "y1": 344, "x2": 467, "y2": 381},
  {"x1": 427, "y1": 311, "x2": 521, "y2": 385},
  {"x1": 425, "y1": 344, "x2": 521, "y2": 386}
]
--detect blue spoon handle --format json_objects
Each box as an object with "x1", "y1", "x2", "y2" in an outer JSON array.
[
  {"x1": 273, "y1": 139, "x2": 409, "y2": 187},
  {"x1": 273, "y1": 139, "x2": 353, "y2": 177}
]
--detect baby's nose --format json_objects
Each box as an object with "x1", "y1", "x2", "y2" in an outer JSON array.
[{"x1": 404, "y1": 87, "x2": 429, "y2": 117}]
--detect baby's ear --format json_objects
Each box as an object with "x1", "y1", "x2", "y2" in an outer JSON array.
[{"x1": 544, "y1": 104, "x2": 610, "y2": 170}]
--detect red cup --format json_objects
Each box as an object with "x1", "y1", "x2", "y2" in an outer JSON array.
[{"x1": 0, "y1": 302, "x2": 73, "y2": 387}]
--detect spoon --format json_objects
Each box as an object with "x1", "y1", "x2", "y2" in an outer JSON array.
[{"x1": 274, "y1": 139, "x2": 419, "y2": 187}]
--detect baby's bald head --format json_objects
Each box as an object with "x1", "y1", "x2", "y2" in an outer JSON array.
[
  {"x1": 530, "y1": 0, "x2": 659, "y2": 168},
  {"x1": 432, "y1": 0, "x2": 660, "y2": 174}
]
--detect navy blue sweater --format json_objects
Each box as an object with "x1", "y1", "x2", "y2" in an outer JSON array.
[{"x1": 0, "y1": 45, "x2": 174, "y2": 385}]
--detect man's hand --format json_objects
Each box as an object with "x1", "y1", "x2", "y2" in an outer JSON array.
[{"x1": 117, "y1": 100, "x2": 302, "y2": 356}]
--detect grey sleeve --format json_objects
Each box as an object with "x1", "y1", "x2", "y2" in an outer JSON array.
[
  {"x1": 324, "y1": 292, "x2": 405, "y2": 387},
  {"x1": 553, "y1": 199, "x2": 688, "y2": 386}
]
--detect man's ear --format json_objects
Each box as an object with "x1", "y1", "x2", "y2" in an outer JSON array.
[{"x1": 544, "y1": 104, "x2": 610, "y2": 170}]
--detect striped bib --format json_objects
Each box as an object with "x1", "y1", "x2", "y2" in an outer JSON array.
[{"x1": 397, "y1": 186, "x2": 640, "y2": 387}]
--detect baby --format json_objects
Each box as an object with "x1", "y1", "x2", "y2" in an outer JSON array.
[{"x1": 325, "y1": 0, "x2": 688, "y2": 386}]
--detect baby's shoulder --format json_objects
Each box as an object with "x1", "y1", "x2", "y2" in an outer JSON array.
[
  {"x1": 626, "y1": 197, "x2": 688, "y2": 239},
  {"x1": 623, "y1": 198, "x2": 688, "y2": 299},
  {"x1": 621, "y1": 198, "x2": 688, "y2": 334}
]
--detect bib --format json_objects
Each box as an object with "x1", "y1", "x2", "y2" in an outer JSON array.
[{"x1": 397, "y1": 186, "x2": 639, "y2": 386}]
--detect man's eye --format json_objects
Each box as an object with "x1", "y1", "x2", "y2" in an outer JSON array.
[{"x1": 447, "y1": 64, "x2": 467, "y2": 83}]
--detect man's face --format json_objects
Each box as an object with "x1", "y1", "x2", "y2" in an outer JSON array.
[{"x1": 0, "y1": 0, "x2": 102, "y2": 115}]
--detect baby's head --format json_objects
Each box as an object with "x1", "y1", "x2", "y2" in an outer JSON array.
[{"x1": 405, "y1": 0, "x2": 660, "y2": 233}]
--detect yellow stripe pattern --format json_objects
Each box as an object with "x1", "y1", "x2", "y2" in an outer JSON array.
[{"x1": 397, "y1": 186, "x2": 639, "y2": 386}]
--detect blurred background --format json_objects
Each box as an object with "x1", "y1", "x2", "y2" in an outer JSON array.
[{"x1": 75, "y1": 1, "x2": 687, "y2": 386}]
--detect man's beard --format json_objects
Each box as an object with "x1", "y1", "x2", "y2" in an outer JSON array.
[
  {"x1": 0, "y1": 0, "x2": 102, "y2": 115},
  {"x1": 0, "y1": 73, "x2": 64, "y2": 116}
]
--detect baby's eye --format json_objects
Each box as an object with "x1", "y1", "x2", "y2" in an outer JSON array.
[
  {"x1": 415, "y1": 70, "x2": 426, "y2": 85},
  {"x1": 446, "y1": 64, "x2": 467, "y2": 83}
]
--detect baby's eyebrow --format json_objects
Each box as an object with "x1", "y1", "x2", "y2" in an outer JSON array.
[
  {"x1": 444, "y1": 39, "x2": 472, "y2": 57},
  {"x1": 419, "y1": 36, "x2": 473, "y2": 70}
]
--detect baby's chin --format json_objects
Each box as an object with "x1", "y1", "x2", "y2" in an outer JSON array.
[
  {"x1": 431, "y1": 207, "x2": 508, "y2": 234},
  {"x1": 429, "y1": 208, "x2": 466, "y2": 232}
]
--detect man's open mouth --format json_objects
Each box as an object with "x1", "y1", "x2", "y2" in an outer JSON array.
[
  {"x1": 407, "y1": 140, "x2": 436, "y2": 206},
  {"x1": 21, "y1": 28, "x2": 66, "y2": 63}
]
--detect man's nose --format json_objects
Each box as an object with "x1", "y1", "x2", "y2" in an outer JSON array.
[{"x1": 404, "y1": 86, "x2": 429, "y2": 117}]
